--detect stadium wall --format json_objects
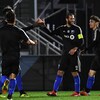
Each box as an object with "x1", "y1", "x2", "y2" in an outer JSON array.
[
  {"x1": 20, "y1": 55, "x2": 100, "y2": 91},
  {"x1": 1, "y1": 55, "x2": 100, "y2": 91}
]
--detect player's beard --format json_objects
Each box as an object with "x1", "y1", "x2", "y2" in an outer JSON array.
[{"x1": 68, "y1": 21, "x2": 74, "y2": 26}]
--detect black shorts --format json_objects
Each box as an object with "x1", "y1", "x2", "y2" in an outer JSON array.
[
  {"x1": 58, "y1": 51, "x2": 80, "y2": 72},
  {"x1": 1, "y1": 57, "x2": 20, "y2": 77},
  {"x1": 90, "y1": 55, "x2": 100, "y2": 71}
]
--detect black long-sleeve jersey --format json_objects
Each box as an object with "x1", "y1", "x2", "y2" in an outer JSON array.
[
  {"x1": 43, "y1": 24, "x2": 84, "y2": 52},
  {"x1": 86, "y1": 28, "x2": 100, "y2": 54},
  {"x1": 0, "y1": 20, "x2": 6, "y2": 28},
  {"x1": 22, "y1": 23, "x2": 40, "y2": 31},
  {"x1": 0, "y1": 24, "x2": 29, "y2": 59},
  {"x1": 0, "y1": 20, "x2": 35, "y2": 32}
]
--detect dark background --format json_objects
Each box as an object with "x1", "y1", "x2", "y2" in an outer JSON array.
[{"x1": 18, "y1": 55, "x2": 100, "y2": 91}]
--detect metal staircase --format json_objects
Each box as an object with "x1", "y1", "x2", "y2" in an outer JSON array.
[
  {"x1": 13, "y1": 0, "x2": 64, "y2": 55},
  {"x1": 16, "y1": 19, "x2": 62, "y2": 55}
]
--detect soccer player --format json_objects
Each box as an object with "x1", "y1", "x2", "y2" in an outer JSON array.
[
  {"x1": 1, "y1": 6, "x2": 43, "y2": 30},
  {"x1": 0, "y1": 5, "x2": 44, "y2": 98},
  {"x1": 80, "y1": 15, "x2": 100, "y2": 96},
  {"x1": 0, "y1": 10, "x2": 36, "y2": 100},
  {"x1": 43, "y1": 13, "x2": 84, "y2": 96}
]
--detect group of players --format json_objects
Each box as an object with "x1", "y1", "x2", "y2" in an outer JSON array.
[{"x1": 0, "y1": 5, "x2": 100, "y2": 100}]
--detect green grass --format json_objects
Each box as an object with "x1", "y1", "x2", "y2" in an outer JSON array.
[{"x1": 1, "y1": 91, "x2": 100, "y2": 100}]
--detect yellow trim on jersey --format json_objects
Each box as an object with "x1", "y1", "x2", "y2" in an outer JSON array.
[{"x1": 78, "y1": 34, "x2": 83, "y2": 39}]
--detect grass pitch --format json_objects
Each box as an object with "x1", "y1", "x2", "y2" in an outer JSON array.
[{"x1": 1, "y1": 91, "x2": 100, "y2": 100}]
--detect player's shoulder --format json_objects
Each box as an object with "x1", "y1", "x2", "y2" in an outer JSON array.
[
  {"x1": 73, "y1": 24, "x2": 82, "y2": 30},
  {"x1": 73, "y1": 24, "x2": 82, "y2": 33},
  {"x1": 14, "y1": 25, "x2": 25, "y2": 33},
  {"x1": 56, "y1": 25, "x2": 67, "y2": 30},
  {"x1": 97, "y1": 28, "x2": 100, "y2": 32},
  {"x1": 56, "y1": 25, "x2": 64, "y2": 29}
]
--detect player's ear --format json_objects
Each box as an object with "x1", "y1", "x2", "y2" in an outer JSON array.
[
  {"x1": 66, "y1": 18, "x2": 68, "y2": 22},
  {"x1": 97, "y1": 22, "x2": 99, "y2": 27}
]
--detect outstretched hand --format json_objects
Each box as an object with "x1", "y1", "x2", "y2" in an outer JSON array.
[
  {"x1": 35, "y1": 18, "x2": 45, "y2": 26},
  {"x1": 27, "y1": 39, "x2": 36, "y2": 45}
]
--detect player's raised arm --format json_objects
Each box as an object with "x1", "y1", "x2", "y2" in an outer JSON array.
[{"x1": 22, "y1": 18, "x2": 45, "y2": 31}]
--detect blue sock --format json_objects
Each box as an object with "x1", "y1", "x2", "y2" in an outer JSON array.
[
  {"x1": 1, "y1": 76, "x2": 7, "y2": 83},
  {"x1": 16, "y1": 72, "x2": 23, "y2": 91},
  {"x1": 0, "y1": 75, "x2": 7, "y2": 93},
  {"x1": 8, "y1": 79, "x2": 16, "y2": 95},
  {"x1": 53, "y1": 75, "x2": 63, "y2": 92},
  {"x1": 0, "y1": 80, "x2": 2, "y2": 93},
  {"x1": 86, "y1": 76, "x2": 95, "y2": 89},
  {"x1": 73, "y1": 75, "x2": 80, "y2": 93},
  {"x1": 0, "y1": 76, "x2": 3, "y2": 93}
]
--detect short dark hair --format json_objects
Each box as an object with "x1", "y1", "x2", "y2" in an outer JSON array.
[
  {"x1": 5, "y1": 10, "x2": 15, "y2": 23},
  {"x1": 90, "y1": 15, "x2": 100, "y2": 22},
  {"x1": 3, "y1": 5, "x2": 13, "y2": 15},
  {"x1": 66, "y1": 13, "x2": 75, "y2": 18}
]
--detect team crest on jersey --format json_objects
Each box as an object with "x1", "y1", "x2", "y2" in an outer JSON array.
[{"x1": 70, "y1": 35, "x2": 75, "y2": 40}]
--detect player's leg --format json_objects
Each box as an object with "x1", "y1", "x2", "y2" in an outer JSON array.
[
  {"x1": 71, "y1": 72, "x2": 80, "y2": 96},
  {"x1": 80, "y1": 56, "x2": 98, "y2": 96},
  {"x1": 1, "y1": 75, "x2": 9, "y2": 94},
  {"x1": 80, "y1": 70, "x2": 96, "y2": 96},
  {"x1": 7, "y1": 73, "x2": 16, "y2": 100},
  {"x1": 0, "y1": 64, "x2": 9, "y2": 97},
  {"x1": 7, "y1": 61, "x2": 19, "y2": 100},
  {"x1": 70, "y1": 53, "x2": 80, "y2": 96},
  {"x1": 86, "y1": 70, "x2": 96, "y2": 93},
  {"x1": 0, "y1": 76, "x2": 3, "y2": 95},
  {"x1": 47, "y1": 52, "x2": 68, "y2": 96},
  {"x1": 47, "y1": 70, "x2": 64, "y2": 96},
  {"x1": 0, "y1": 75, "x2": 7, "y2": 98},
  {"x1": 16, "y1": 70, "x2": 28, "y2": 97}
]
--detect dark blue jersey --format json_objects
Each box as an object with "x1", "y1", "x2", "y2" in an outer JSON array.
[
  {"x1": 0, "y1": 20, "x2": 34, "y2": 32},
  {"x1": 86, "y1": 28, "x2": 100, "y2": 54},
  {"x1": 43, "y1": 24, "x2": 84, "y2": 52},
  {"x1": 0, "y1": 20, "x2": 6, "y2": 28},
  {"x1": 0, "y1": 24, "x2": 29, "y2": 59}
]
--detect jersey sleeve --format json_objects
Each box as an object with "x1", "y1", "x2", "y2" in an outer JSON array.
[
  {"x1": 22, "y1": 25, "x2": 33, "y2": 32},
  {"x1": 21, "y1": 22, "x2": 41, "y2": 32},
  {"x1": 51, "y1": 26, "x2": 62, "y2": 35},
  {"x1": 41, "y1": 25, "x2": 62, "y2": 36},
  {"x1": 19, "y1": 28, "x2": 30, "y2": 42},
  {"x1": 76, "y1": 27, "x2": 84, "y2": 49},
  {"x1": 85, "y1": 30, "x2": 100, "y2": 51}
]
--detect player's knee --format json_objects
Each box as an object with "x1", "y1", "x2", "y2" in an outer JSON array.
[
  {"x1": 88, "y1": 70, "x2": 96, "y2": 77},
  {"x1": 9, "y1": 73, "x2": 16, "y2": 79},
  {"x1": 57, "y1": 70, "x2": 64, "y2": 76},
  {"x1": 88, "y1": 72, "x2": 95, "y2": 77},
  {"x1": 71, "y1": 72, "x2": 78, "y2": 77}
]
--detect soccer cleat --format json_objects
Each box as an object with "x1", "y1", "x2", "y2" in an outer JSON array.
[
  {"x1": 80, "y1": 91, "x2": 89, "y2": 96},
  {"x1": 0, "y1": 94, "x2": 6, "y2": 98},
  {"x1": 2, "y1": 79, "x2": 9, "y2": 94},
  {"x1": 47, "y1": 90, "x2": 57, "y2": 96},
  {"x1": 71, "y1": 92, "x2": 80, "y2": 96},
  {"x1": 20, "y1": 93, "x2": 29, "y2": 97},
  {"x1": 7, "y1": 94, "x2": 12, "y2": 100},
  {"x1": 20, "y1": 91, "x2": 29, "y2": 97}
]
